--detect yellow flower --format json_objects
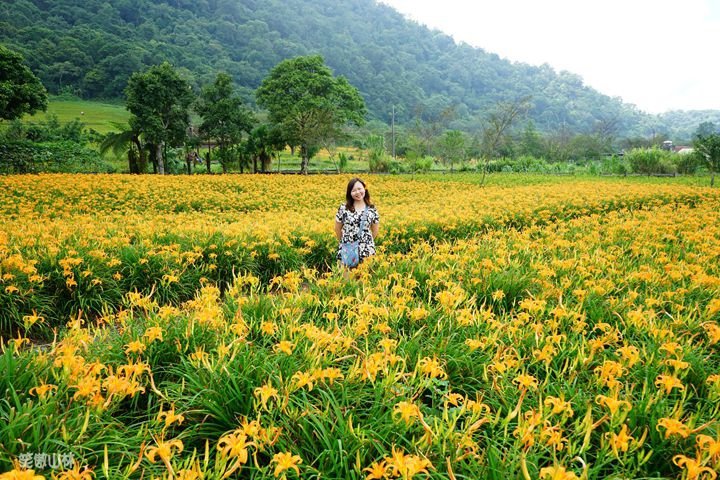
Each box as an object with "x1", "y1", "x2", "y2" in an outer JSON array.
[
  {"x1": 703, "y1": 323, "x2": 720, "y2": 345},
  {"x1": 0, "y1": 467, "x2": 45, "y2": 479},
  {"x1": 22, "y1": 311, "x2": 45, "y2": 330},
  {"x1": 655, "y1": 374, "x2": 685, "y2": 394},
  {"x1": 143, "y1": 326, "x2": 164, "y2": 343},
  {"x1": 656, "y1": 417, "x2": 691, "y2": 439},
  {"x1": 417, "y1": 356, "x2": 447, "y2": 379},
  {"x1": 606, "y1": 424, "x2": 635, "y2": 454},
  {"x1": 513, "y1": 374, "x2": 539, "y2": 391},
  {"x1": 696, "y1": 434, "x2": 720, "y2": 462},
  {"x1": 408, "y1": 307, "x2": 429, "y2": 322},
  {"x1": 254, "y1": 382, "x2": 279, "y2": 409},
  {"x1": 29, "y1": 383, "x2": 57, "y2": 398},
  {"x1": 393, "y1": 401, "x2": 422, "y2": 425},
  {"x1": 272, "y1": 452, "x2": 302, "y2": 477},
  {"x1": 274, "y1": 341, "x2": 295, "y2": 355},
  {"x1": 52, "y1": 464, "x2": 94, "y2": 480},
  {"x1": 217, "y1": 430, "x2": 254, "y2": 463},
  {"x1": 145, "y1": 438, "x2": 183, "y2": 468},
  {"x1": 261, "y1": 321, "x2": 278, "y2": 335},
  {"x1": 594, "y1": 360, "x2": 624, "y2": 389},
  {"x1": 384, "y1": 447, "x2": 432, "y2": 479},
  {"x1": 707, "y1": 298, "x2": 720, "y2": 317},
  {"x1": 544, "y1": 396, "x2": 574, "y2": 417},
  {"x1": 291, "y1": 371, "x2": 314, "y2": 392},
  {"x1": 659, "y1": 341, "x2": 683, "y2": 357},
  {"x1": 595, "y1": 394, "x2": 632, "y2": 417},
  {"x1": 539, "y1": 465, "x2": 578, "y2": 480},
  {"x1": 492, "y1": 290, "x2": 505, "y2": 301},
  {"x1": 465, "y1": 338, "x2": 485, "y2": 351},
  {"x1": 672, "y1": 454, "x2": 717, "y2": 480},
  {"x1": 363, "y1": 460, "x2": 388, "y2": 480},
  {"x1": 616, "y1": 344, "x2": 641, "y2": 367},
  {"x1": 124, "y1": 340, "x2": 146, "y2": 355},
  {"x1": 157, "y1": 405, "x2": 185, "y2": 428}
]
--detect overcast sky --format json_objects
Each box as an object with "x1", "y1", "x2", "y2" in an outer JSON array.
[{"x1": 379, "y1": 0, "x2": 720, "y2": 114}]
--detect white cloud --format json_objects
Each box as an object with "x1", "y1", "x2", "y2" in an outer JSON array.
[{"x1": 380, "y1": 0, "x2": 720, "y2": 113}]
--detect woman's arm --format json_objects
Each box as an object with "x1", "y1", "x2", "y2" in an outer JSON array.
[
  {"x1": 370, "y1": 222, "x2": 379, "y2": 239},
  {"x1": 334, "y1": 220, "x2": 343, "y2": 241}
]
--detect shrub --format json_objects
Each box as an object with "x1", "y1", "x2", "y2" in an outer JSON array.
[
  {"x1": 626, "y1": 148, "x2": 676, "y2": 175},
  {"x1": 0, "y1": 140, "x2": 114, "y2": 174}
]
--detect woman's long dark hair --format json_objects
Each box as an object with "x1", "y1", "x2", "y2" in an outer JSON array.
[{"x1": 345, "y1": 177, "x2": 374, "y2": 212}]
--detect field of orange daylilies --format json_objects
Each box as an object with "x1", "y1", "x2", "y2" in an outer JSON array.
[{"x1": 1, "y1": 173, "x2": 719, "y2": 480}]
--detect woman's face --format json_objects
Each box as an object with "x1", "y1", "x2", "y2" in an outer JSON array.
[{"x1": 350, "y1": 182, "x2": 366, "y2": 202}]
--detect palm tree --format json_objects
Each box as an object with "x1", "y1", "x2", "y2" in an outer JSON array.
[{"x1": 99, "y1": 122, "x2": 147, "y2": 173}]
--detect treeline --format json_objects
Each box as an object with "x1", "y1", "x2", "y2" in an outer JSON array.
[
  {"x1": 1, "y1": 0, "x2": 660, "y2": 136},
  {"x1": 4, "y1": 41, "x2": 719, "y2": 181}
]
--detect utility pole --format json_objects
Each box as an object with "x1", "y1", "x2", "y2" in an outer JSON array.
[{"x1": 391, "y1": 105, "x2": 396, "y2": 160}]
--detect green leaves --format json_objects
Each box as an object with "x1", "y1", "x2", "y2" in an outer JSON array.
[
  {"x1": 0, "y1": 44, "x2": 48, "y2": 121},
  {"x1": 257, "y1": 55, "x2": 366, "y2": 173},
  {"x1": 125, "y1": 62, "x2": 192, "y2": 146}
]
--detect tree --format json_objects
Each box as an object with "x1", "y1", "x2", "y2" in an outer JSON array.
[
  {"x1": 479, "y1": 96, "x2": 531, "y2": 184},
  {"x1": 517, "y1": 121, "x2": 545, "y2": 159},
  {"x1": 437, "y1": 130, "x2": 467, "y2": 172},
  {"x1": 256, "y1": 55, "x2": 366, "y2": 174},
  {"x1": 125, "y1": 62, "x2": 193, "y2": 174},
  {"x1": 99, "y1": 122, "x2": 147, "y2": 174},
  {"x1": 693, "y1": 122, "x2": 720, "y2": 187},
  {"x1": 0, "y1": 45, "x2": 48, "y2": 121},
  {"x1": 245, "y1": 124, "x2": 285, "y2": 173},
  {"x1": 196, "y1": 72, "x2": 255, "y2": 173}
]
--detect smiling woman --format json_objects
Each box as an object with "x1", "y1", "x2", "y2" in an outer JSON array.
[{"x1": 335, "y1": 177, "x2": 381, "y2": 269}]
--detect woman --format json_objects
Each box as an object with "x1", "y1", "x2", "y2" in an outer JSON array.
[{"x1": 334, "y1": 178, "x2": 380, "y2": 268}]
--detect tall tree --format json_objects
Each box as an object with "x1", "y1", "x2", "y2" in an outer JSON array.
[
  {"x1": 479, "y1": 96, "x2": 531, "y2": 185},
  {"x1": 196, "y1": 72, "x2": 255, "y2": 173},
  {"x1": 256, "y1": 55, "x2": 366, "y2": 174},
  {"x1": 0, "y1": 45, "x2": 48, "y2": 121},
  {"x1": 437, "y1": 130, "x2": 467, "y2": 172},
  {"x1": 125, "y1": 62, "x2": 193, "y2": 174},
  {"x1": 693, "y1": 122, "x2": 720, "y2": 187},
  {"x1": 245, "y1": 124, "x2": 285, "y2": 173}
]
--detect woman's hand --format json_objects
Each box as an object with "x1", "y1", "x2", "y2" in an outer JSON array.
[
  {"x1": 334, "y1": 220, "x2": 343, "y2": 241},
  {"x1": 370, "y1": 222, "x2": 379, "y2": 239}
]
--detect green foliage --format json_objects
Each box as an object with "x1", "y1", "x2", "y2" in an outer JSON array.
[
  {"x1": 3, "y1": 114, "x2": 90, "y2": 143},
  {"x1": 0, "y1": 44, "x2": 48, "y2": 121},
  {"x1": 0, "y1": 0, "x2": 671, "y2": 136},
  {"x1": 125, "y1": 62, "x2": 193, "y2": 174},
  {"x1": 0, "y1": 140, "x2": 114, "y2": 174},
  {"x1": 257, "y1": 55, "x2": 366, "y2": 173},
  {"x1": 625, "y1": 148, "x2": 677, "y2": 175},
  {"x1": 693, "y1": 121, "x2": 720, "y2": 186},
  {"x1": 196, "y1": 73, "x2": 255, "y2": 173},
  {"x1": 436, "y1": 130, "x2": 467, "y2": 172},
  {"x1": 22, "y1": 97, "x2": 130, "y2": 135}
]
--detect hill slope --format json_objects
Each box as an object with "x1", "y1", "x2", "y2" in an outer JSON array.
[{"x1": 2, "y1": 0, "x2": 710, "y2": 138}]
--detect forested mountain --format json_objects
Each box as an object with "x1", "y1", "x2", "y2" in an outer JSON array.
[{"x1": 0, "y1": 0, "x2": 714, "y2": 138}]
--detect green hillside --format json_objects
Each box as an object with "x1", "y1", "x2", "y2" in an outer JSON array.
[
  {"x1": 23, "y1": 97, "x2": 129, "y2": 134},
  {"x1": 3, "y1": 0, "x2": 718, "y2": 140},
  {"x1": 2, "y1": 0, "x2": 652, "y2": 136}
]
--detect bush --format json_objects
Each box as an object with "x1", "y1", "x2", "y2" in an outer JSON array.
[
  {"x1": 0, "y1": 140, "x2": 114, "y2": 174},
  {"x1": 674, "y1": 151, "x2": 703, "y2": 174},
  {"x1": 626, "y1": 148, "x2": 676, "y2": 175},
  {"x1": 599, "y1": 155, "x2": 629, "y2": 175},
  {"x1": 369, "y1": 153, "x2": 391, "y2": 172}
]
